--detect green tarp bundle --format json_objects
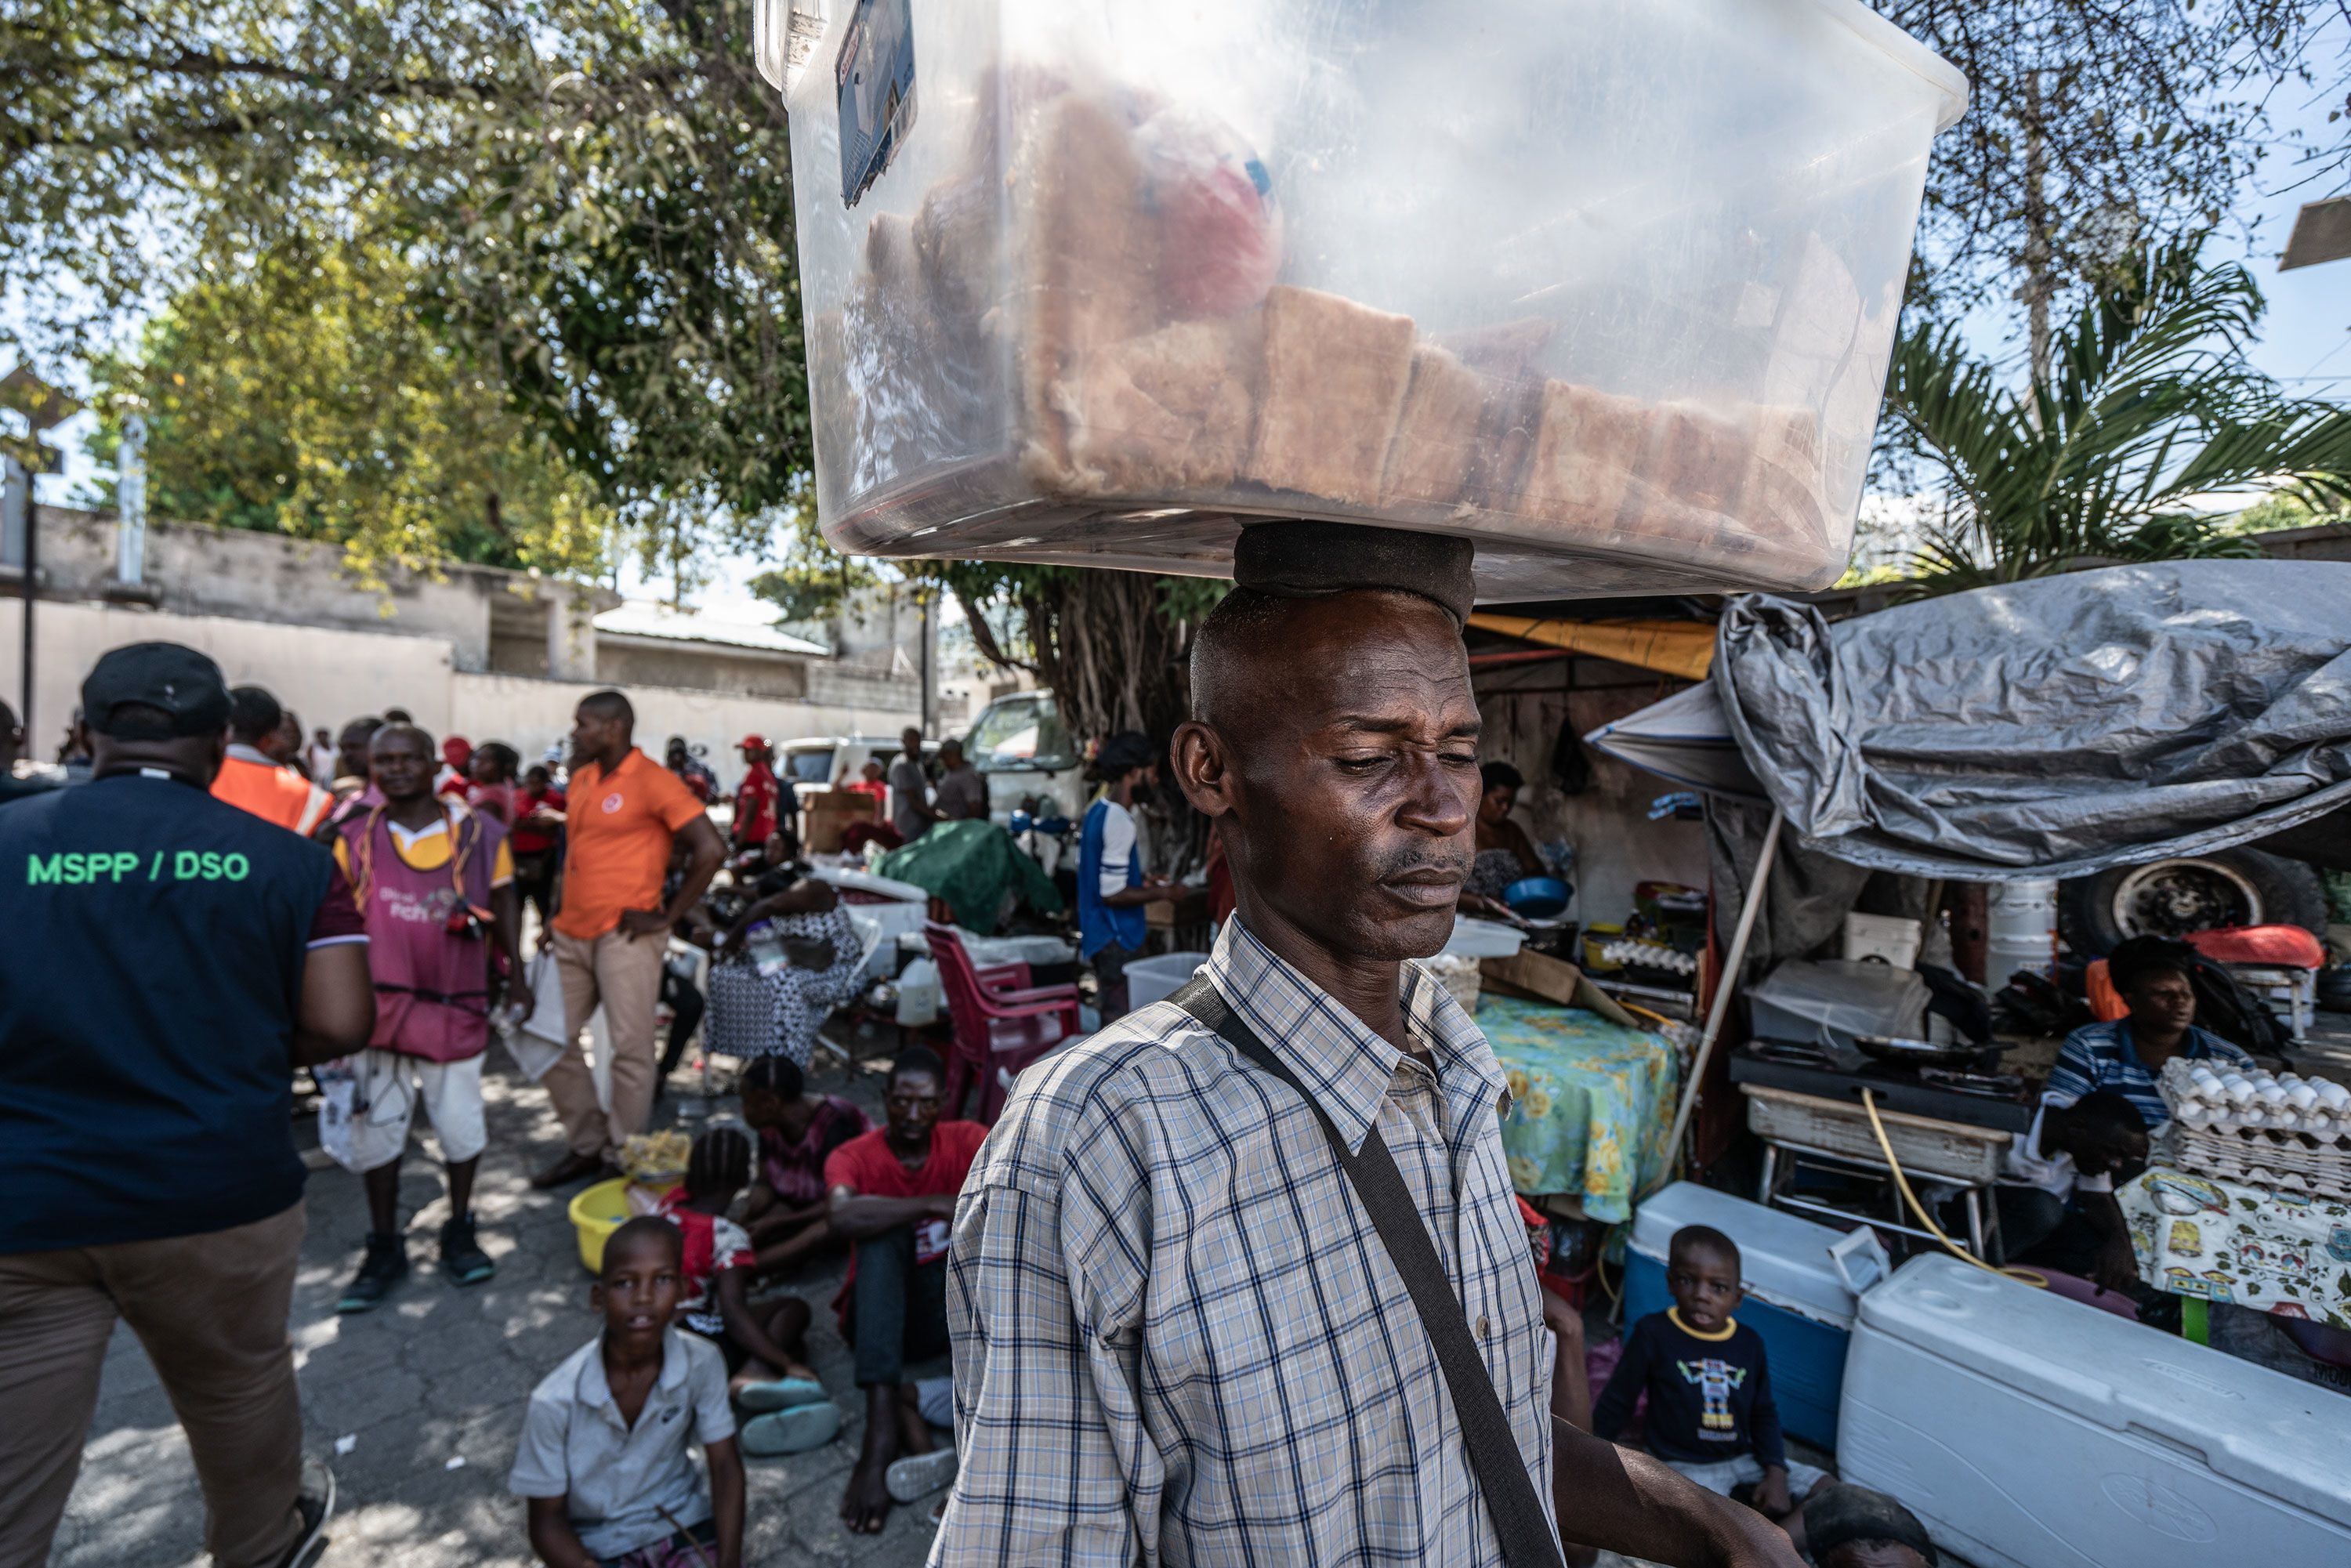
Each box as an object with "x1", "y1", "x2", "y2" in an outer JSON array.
[{"x1": 872, "y1": 819, "x2": 1063, "y2": 935}]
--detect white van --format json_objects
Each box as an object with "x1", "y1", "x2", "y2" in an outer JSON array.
[
  {"x1": 776, "y1": 734, "x2": 938, "y2": 814},
  {"x1": 962, "y1": 690, "x2": 1089, "y2": 827}
]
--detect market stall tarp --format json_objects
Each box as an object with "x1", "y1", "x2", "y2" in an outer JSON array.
[
  {"x1": 1595, "y1": 561, "x2": 2351, "y2": 880},
  {"x1": 1466, "y1": 614, "x2": 1719, "y2": 683},
  {"x1": 871, "y1": 820, "x2": 1063, "y2": 935},
  {"x1": 1476, "y1": 995, "x2": 1678, "y2": 1224}
]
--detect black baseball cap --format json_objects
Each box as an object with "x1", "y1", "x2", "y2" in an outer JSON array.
[{"x1": 81, "y1": 643, "x2": 233, "y2": 738}]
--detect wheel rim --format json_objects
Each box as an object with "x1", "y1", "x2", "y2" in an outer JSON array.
[{"x1": 2109, "y1": 859, "x2": 2262, "y2": 939}]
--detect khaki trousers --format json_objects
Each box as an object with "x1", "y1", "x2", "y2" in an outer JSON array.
[
  {"x1": 0, "y1": 1202, "x2": 307, "y2": 1568},
  {"x1": 545, "y1": 925, "x2": 668, "y2": 1158}
]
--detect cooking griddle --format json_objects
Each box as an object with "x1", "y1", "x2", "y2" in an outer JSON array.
[{"x1": 1730, "y1": 1039, "x2": 2034, "y2": 1132}]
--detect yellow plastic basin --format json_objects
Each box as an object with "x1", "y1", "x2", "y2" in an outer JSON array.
[{"x1": 567, "y1": 1176, "x2": 681, "y2": 1274}]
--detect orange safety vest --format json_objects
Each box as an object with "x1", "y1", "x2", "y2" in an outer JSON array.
[{"x1": 212, "y1": 751, "x2": 333, "y2": 835}]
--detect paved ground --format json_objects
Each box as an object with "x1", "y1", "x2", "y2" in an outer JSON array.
[
  {"x1": 50, "y1": 1025, "x2": 944, "y2": 1568},
  {"x1": 49, "y1": 1015, "x2": 1785, "y2": 1568}
]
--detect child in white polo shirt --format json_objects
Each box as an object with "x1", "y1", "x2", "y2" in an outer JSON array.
[{"x1": 511, "y1": 1218, "x2": 745, "y2": 1568}]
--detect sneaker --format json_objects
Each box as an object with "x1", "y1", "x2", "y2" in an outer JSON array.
[
  {"x1": 739, "y1": 1403, "x2": 842, "y2": 1458},
  {"x1": 439, "y1": 1215, "x2": 495, "y2": 1287},
  {"x1": 337, "y1": 1233, "x2": 408, "y2": 1313},
  {"x1": 272, "y1": 1458, "x2": 335, "y2": 1567},
  {"x1": 886, "y1": 1446, "x2": 958, "y2": 1503}
]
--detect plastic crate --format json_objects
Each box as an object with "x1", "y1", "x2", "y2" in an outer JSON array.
[{"x1": 762, "y1": 0, "x2": 1965, "y2": 599}]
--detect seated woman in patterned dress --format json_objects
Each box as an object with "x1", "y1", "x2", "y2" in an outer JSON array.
[{"x1": 706, "y1": 829, "x2": 870, "y2": 1070}]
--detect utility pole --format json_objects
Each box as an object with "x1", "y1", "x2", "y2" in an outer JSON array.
[
  {"x1": 1, "y1": 368, "x2": 85, "y2": 744},
  {"x1": 3, "y1": 454, "x2": 29, "y2": 737},
  {"x1": 2018, "y1": 69, "x2": 2054, "y2": 395},
  {"x1": 116, "y1": 414, "x2": 148, "y2": 585},
  {"x1": 917, "y1": 588, "x2": 934, "y2": 737}
]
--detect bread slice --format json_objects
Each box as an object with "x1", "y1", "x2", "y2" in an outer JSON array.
[
  {"x1": 1512, "y1": 380, "x2": 1651, "y2": 534},
  {"x1": 913, "y1": 172, "x2": 998, "y2": 329},
  {"x1": 1055, "y1": 312, "x2": 1263, "y2": 495},
  {"x1": 1648, "y1": 402, "x2": 1755, "y2": 522},
  {"x1": 1742, "y1": 405, "x2": 1826, "y2": 549},
  {"x1": 1380, "y1": 342, "x2": 1486, "y2": 509},
  {"x1": 1009, "y1": 94, "x2": 1159, "y2": 487},
  {"x1": 1245, "y1": 284, "x2": 1415, "y2": 506}
]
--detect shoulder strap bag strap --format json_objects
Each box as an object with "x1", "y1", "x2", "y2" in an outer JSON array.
[{"x1": 1170, "y1": 976, "x2": 1564, "y2": 1568}]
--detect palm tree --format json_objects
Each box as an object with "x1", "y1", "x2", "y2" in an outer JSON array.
[{"x1": 1882, "y1": 241, "x2": 2351, "y2": 592}]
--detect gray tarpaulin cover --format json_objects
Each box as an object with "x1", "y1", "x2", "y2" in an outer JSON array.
[{"x1": 1705, "y1": 560, "x2": 2351, "y2": 880}]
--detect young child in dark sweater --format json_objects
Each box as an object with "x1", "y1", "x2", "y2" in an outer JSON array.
[{"x1": 1593, "y1": 1224, "x2": 1830, "y2": 1530}]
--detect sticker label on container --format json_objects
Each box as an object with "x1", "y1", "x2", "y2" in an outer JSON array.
[{"x1": 835, "y1": 0, "x2": 916, "y2": 208}]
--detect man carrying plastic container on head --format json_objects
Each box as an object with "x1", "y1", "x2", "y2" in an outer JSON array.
[{"x1": 936, "y1": 523, "x2": 1801, "y2": 1568}]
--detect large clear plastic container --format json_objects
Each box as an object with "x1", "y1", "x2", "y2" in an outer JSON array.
[{"x1": 760, "y1": 0, "x2": 1965, "y2": 599}]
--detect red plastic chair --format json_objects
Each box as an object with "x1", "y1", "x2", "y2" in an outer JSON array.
[{"x1": 925, "y1": 922, "x2": 1083, "y2": 1124}]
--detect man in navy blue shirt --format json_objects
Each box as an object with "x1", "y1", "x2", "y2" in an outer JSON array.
[{"x1": 0, "y1": 643, "x2": 376, "y2": 1568}]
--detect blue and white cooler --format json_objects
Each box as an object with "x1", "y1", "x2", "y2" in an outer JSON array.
[{"x1": 1622, "y1": 1182, "x2": 1884, "y2": 1450}]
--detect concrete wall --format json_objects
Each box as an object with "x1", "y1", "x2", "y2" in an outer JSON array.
[
  {"x1": 809, "y1": 660, "x2": 922, "y2": 716},
  {"x1": 2, "y1": 598, "x2": 458, "y2": 747},
  {"x1": 450, "y1": 672, "x2": 915, "y2": 785},
  {"x1": 23, "y1": 505, "x2": 585, "y2": 673},
  {"x1": 2, "y1": 599, "x2": 921, "y2": 787},
  {"x1": 596, "y1": 639, "x2": 811, "y2": 701},
  {"x1": 1473, "y1": 657, "x2": 1714, "y2": 931}
]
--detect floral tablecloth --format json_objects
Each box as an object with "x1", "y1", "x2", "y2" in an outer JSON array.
[
  {"x1": 1474, "y1": 994, "x2": 1678, "y2": 1224},
  {"x1": 2117, "y1": 1165, "x2": 2351, "y2": 1329}
]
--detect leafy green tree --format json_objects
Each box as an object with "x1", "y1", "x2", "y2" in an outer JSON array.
[
  {"x1": 1884, "y1": 241, "x2": 2351, "y2": 589},
  {"x1": 85, "y1": 230, "x2": 611, "y2": 585},
  {"x1": 1877, "y1": 2, "x2": 2342, "y2": 365},
  {"x1": 11, "y1": 1, "x2": 2338, "y2": 730},
  {"x1": 4, "y1": 0, "x2": 797, "y2": 578}
]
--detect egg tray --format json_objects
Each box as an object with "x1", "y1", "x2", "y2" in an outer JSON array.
[{"x1": 2155, "y1": 1120, "x2": 2351, "y2": 1202}]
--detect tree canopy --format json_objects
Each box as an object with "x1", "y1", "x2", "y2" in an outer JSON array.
[
  {"x1": 1882, "y1": 2, "x2": 2345, "y2": 331},
  {"x1": 85, "y1": 226, "x2": 610, "y2": 585},
  {"x1": 5, "y1": 0, "x2": 2345, "y2": 726},
  {"x1": 1885, "y1": 241, "x2": 2351, "y2": 588},
  {"x1": 5, "y1": 0, "x2": 803, "y2": 581}
]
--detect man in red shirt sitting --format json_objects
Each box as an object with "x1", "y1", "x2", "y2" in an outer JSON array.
[{"x1": 824, "y1": 1046, "x2": 984, "y2": 1536}]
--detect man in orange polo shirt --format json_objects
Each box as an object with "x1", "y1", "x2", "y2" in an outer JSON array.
[
  {"x1": 212, "y1": 685, "x2": 333, "y2": 835},
  {"x1": 531, "y1": 690, "x2": 726, "y2": 1188}
]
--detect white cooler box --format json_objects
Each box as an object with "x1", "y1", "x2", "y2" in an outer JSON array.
[{"x1": 1839, "y1": 1255, "x2": 2351, "y2": 1568}]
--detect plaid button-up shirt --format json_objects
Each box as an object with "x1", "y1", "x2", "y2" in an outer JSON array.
[{"x1": 933, "y1": 919, "x2": 1555, "y2": 1566}]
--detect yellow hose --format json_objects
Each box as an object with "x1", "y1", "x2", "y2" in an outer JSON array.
[
  {"x1": 1617, "y1": 1000, "x2": 1675, "y2": 1030},
  {"x1": 1859, "y1": 1088, "x2": 2046, "y2": 1288}
]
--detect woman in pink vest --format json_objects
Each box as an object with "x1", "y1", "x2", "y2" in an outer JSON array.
[{"x1": 327, "y1": 722, "x2": 528, "y2": 1313}]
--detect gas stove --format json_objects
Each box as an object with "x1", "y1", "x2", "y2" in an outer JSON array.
[{"x1": 1729, "y1": 1041, "x2": 2035, "y2": 1132}]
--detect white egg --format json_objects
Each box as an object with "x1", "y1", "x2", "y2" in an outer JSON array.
[
  {"x1": 2319, "y1": 1082, "x2": 2350, "y2": 1107},
  {"x1": 2288, "y1": 1085, "x2": 2319, "y2": 1109},
  {"x1": 2225, "y1": 1081, "x2": 2256, "y2": 1106}
]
